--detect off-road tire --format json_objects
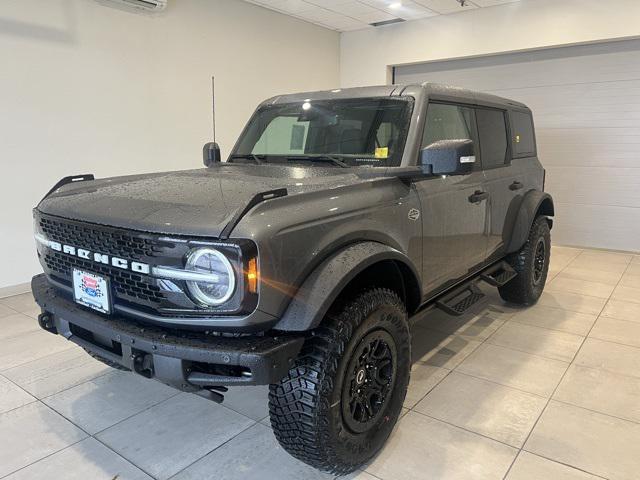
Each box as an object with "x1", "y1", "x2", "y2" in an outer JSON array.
[
  {"x1": 498, "y1": 215, "x2": 551, "y2": 305},
  {"x1": 268, "y1": 288, "x2": 410, "y2": 475},
  {"x1": 84, "y1": 349, "x2": 130, "y2": 371}
]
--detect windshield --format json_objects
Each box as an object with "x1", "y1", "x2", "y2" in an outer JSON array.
[{"x1": 232, "y1": 97, "x2": 414, "y2": 167}]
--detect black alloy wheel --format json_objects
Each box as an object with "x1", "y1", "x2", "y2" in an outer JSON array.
[
  {"x1": 342, "y1": 329, "x2": 397, "y2": 434},
  {"x1": 532, "y1": 238, "x2": 546, "y2": 285}
]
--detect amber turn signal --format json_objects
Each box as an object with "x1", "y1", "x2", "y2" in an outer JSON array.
[{"x1": 247, "y1": 257, "x2": 258, "y2": 293}]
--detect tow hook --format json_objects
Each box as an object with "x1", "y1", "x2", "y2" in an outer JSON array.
[
  {"x1": 132, "y1": 352, "x2": 154, "y2": 378},
  {"x1": 37, "y1": 312, "x2": 57, "y2": 334}
]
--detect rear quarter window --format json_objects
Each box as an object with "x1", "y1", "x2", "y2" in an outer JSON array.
[
  {"x1": 476, "y1": 108, "x2": 508, "y2": 169},
  {"x1": 511, "y1": 111, "x2": 536, "y2": 157}
]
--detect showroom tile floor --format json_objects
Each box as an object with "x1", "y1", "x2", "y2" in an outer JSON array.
[{"x1": 1, "y1": 246, "x2": 640, "y2": 479}]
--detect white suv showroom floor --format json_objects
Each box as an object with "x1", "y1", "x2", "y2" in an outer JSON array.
[{"x1": 1, "y1": 246, "x2": 639, "y2": 480}]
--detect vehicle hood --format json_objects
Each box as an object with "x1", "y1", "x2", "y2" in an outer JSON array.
[{"x1": 37, "y1": 163, "x2": 385, "y2": 237}]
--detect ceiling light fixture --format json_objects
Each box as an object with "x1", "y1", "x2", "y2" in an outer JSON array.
[
  {"x1": 388, "y1": 2, "x2": 402, "y2": 9},
  {"x1": 370, "y1": 18, "x2": 405, "y2": 27}
]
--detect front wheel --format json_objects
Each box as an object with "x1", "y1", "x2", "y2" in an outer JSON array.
[
  {"x1": 498, "y1": 215, "x2": 551, "y2": 305},
  {"x1": 268, "y1": 288, "x2": 410, "y2": 475}
]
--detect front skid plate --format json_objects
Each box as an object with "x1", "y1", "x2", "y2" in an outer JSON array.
[{"x1": 31, "y1": 274, "x2": 304, "y2": 387}]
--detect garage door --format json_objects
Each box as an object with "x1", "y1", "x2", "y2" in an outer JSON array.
[{"x1": 395, "y1": 39, "x2": 640, "y2": 253}]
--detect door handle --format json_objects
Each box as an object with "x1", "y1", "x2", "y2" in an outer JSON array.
[
  {"x1": 509, "y1": 181, "x2": 524, "y2": 191},
  {"x1": 468, "y1": 190, "x2": 489, "y2": 203}
]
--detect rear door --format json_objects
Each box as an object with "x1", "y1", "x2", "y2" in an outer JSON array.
[
  {"x1": 475, "y1": 106, "x2": 520, "y2": 259},
  {"x1": 414, "y1": 102, "x2": 490, "y2": 294}
]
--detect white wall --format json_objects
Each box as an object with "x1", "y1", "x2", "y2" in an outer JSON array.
[
  {"x1": 0, "y1": 0, "x2": 339, "y2": 292},
  {"x1": 340, "y1": 0, "x2": 640, "y2": 87}
]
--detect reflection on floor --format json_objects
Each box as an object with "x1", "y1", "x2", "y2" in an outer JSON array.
[{"x1": 1, "y1": 246, "x2": 639, "y2": 479}]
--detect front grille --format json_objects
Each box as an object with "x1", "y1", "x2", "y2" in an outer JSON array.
[
  {"x1": 39, "y1": 216, "x2": 167, "y2": 261},
  {"x1": 37, "y1": 214, "x2": 184, "y2": 311},
  {"x1": 44, "y1": 250, "x2": 164, "y2": 304},
  {"x1": 35, "y1": 212, "x2": 254, "y2": 320}
]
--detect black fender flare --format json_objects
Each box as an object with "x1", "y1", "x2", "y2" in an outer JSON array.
[
  {"x1": 273, "y1": 241, "x2": 421, "y2": 332},
  {"x1": 506, "y1": 190, "x2": 555, "y2": 253}
]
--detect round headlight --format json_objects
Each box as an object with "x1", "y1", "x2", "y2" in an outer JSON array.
[{"x1": 185, "y1": 248, "x2": 236, "y2": 306}]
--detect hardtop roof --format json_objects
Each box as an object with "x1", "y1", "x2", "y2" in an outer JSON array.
[{"x1": 261, "y1": 82, "x2": 529, "y2": 111}]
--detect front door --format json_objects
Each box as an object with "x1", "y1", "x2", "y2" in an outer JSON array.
[{"x1": 414, "y1": 102, "x2": 489, "y2": 294}]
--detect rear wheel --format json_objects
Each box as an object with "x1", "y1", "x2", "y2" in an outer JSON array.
[
  {"x1": 268, "y1": 288, "x2": 410, "y2": 475},
  {"x1": 498, "y1": 215, "x2": 551, "y2": 305}
]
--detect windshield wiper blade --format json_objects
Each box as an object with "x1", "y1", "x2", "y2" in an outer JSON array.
[
  {"x1": 286, "y1": 155, "x2": 350, "y2": 168},
  {"x1": 228, "y1": 154, "x2": 265, "y2": 165}
]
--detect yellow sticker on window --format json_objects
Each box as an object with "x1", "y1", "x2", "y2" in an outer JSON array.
[
  {"x1": 515, "y1": 135, "x2": 521, "y2": 143},
  {"x1": 375, "y1": 147, "x2": 389, "y2": 158}
]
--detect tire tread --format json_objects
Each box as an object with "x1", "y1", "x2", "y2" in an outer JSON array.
[
  {"x1": 269, "y1": 288, "x2": 408, "y2": 474},
  {"x1": 498, "y1": 215, "x2": 551, "y2": 305}
]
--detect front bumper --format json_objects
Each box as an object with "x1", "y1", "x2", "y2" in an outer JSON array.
[{"x1": 32, "y1": 274, "x2": 304, "y2": 389}]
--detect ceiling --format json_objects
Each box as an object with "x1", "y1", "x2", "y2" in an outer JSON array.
[{"x1": 243, "y1": 0, "x2": 522, "y2": 32}]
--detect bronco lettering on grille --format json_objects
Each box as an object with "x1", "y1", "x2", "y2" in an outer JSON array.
[{"x1": 39, "y1": 237, "x2": 150, "y2": 274}]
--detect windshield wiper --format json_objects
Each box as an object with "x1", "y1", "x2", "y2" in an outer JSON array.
[
  {"x1": 286, "y1": 155, "x2": 350, "y2": 168},
  {"x1": 228, "y1": 154, "x2": 265, "y2": 165}
]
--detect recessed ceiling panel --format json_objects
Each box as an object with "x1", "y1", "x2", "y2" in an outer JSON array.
[{"x1": 244, "y1": 0, "x2": 523, "y2": 32}]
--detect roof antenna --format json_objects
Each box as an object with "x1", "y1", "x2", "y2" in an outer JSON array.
[
  {"x1": 211, "y1": 75, "x2": 216, "y2": 143},
  {"x1": 203, "y1": 75, "x2": 221, "y2": 166}
]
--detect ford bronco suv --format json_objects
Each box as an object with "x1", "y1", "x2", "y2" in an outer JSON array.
[{"x1": 32, "y1": 83, "x2": 553, "y2": 474}]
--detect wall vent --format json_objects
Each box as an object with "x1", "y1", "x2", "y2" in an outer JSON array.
[{"x1": 94, "y1": 0, "x2": 167, "y2": 14}]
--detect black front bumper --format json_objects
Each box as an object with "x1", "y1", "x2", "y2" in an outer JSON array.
[{"x1": 32, "y1": 274, "x2": 304, "y2": 390}]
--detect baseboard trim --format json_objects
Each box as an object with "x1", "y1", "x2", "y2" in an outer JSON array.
[
  {"x1": 553, "y1": 243, "x2": 640, "y2": 255},
  {"x1": 0, "y1": 282, "x2": 31, "y2": 299}
]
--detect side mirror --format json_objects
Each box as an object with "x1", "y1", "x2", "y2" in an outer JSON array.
[
  {"x1": 420, "y1": 139, "x2": 476, "y2": 176},
  {"x1": 203, "y1": 142, "x2": 221, "y2": 167}
]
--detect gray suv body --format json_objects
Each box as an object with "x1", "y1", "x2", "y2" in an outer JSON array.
[{"x1": 32, "y1": 83, "x2": 554, "y2": 474}]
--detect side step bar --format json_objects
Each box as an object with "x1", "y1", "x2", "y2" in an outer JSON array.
[
  {"x1": 480, "y1": 261, "x2": 517, "y2": 287},
  {"x1": 435, "y1": 261, "x2": 517, "y2": 316},
  {"x1": 436, "y1": 283, "x2": 485, "y2": 316}
]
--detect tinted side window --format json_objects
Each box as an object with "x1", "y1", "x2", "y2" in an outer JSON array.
[
  {"x1": 476, "y1": 108, "x2": 508, "y2": 168},
  {"x1": 511, "y1": 111, "x2": 536, "y2": 156},
  {"x1": 422, "y1": 103, "x2": 475, "y2": 147}
]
